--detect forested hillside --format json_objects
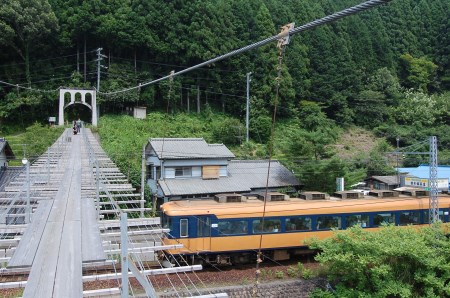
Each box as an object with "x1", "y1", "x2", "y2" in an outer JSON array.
[{"x1": 1, "y1": 0, "x2": 449, "y2": 190}]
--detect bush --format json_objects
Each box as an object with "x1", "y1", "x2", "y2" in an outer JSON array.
[
  {"x1": 275, "y1": 270, "x2": 284, "y2": 279},
  {"x1": 287, "y1": 266, "x2": 298, "y2": 278}
]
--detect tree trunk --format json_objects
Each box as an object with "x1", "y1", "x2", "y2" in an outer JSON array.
[
  {"x1": 25, "y1": 44, "x2": 31, "y2": 86},
  {"x1": 197, "y1": 85, "x2": 200, "y2": 114},
  {"x1": 134, "y1": 50, "x2": 137, "y2": 75},
  {"x1": 77, "y1": 42, "x2": 80, "y2": 73},
  {"x1": 84, "y1": 35, "x2": 87, "y2": 83},
  {"x1": 187, "y1": 90, "x2": 190, "y2": 113},
  {"x1": 222, "y1": 95, "x2": 225, "y2": 113},
  {"x1": 180, "y1": 88, "x2": 182, "y2": 108}
]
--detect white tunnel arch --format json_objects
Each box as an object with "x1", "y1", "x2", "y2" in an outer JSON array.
[{"x1": 58, "y1": 88, "x2": 97, "y2": 126}]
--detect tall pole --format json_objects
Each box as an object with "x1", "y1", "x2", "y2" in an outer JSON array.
[
  {"x1": 120, "y1": 212, "x2": 129, "y2": 298},
  {"x1": 429, "y1": 136, "x2": 439, "y2": 224},
  {"x1": 22, "y1": 159, "x2": 30, "y2": 224},
  {"x1": 96, "y1": 48, "x2": 107, "y2": 120},
  {"x1": 246, "y1": 72, "x2": 252, "y2": 142},
  {"x1": 140, "y1": 145, "x2": 146, "y2": 218},
  {"x1": 396, "y1": 137, "x2": 400, "y2": 187},
  {"x1": 96, "y1": 48, "x2": 103, "y2": 92}
]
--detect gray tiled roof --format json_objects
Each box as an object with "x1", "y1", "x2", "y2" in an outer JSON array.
[
  {"x1": 149, "y1": 138, "x2": 235, "y2": 159},
  {"x1": 159, "y1": 160, "x2": 299, "y2": 196}
]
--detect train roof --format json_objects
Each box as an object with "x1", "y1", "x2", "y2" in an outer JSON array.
[{"x1": 161, "y1": 194, "x2": 450, "y2": 218}]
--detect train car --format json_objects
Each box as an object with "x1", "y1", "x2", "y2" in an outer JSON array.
[{"x1": 159, "y1": 190, "x2": 450, "y2": 266}]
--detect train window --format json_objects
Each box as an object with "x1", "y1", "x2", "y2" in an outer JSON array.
[
  {"x1": 373, "y1": 212, "x2": 395, "y2": 226},
  {"x1": 346, "y1": 214, "x2": 369, "y2": 228},
  {"x1": 286, "y1": 217, "x2": 312, "y2": 231},
  {"x1": 197, "y1": 217, "x2": 211, "y2": 237},
  {"x1": 399, "y1": 211, "x2": 420, "y2": 225},
  {"x1": 423, "y1": 210, "x2": 445, "y2": 223},
  {"x1": 252, "y1": 219, "x2": 281, "y2": 233},
  {"x1": 180, "y1": 219, "x2": 188, "y2": 237},
  {"x1": 162, "y1": 214, "x2": 172, "y2": 230},
  {"x1": 217, "y1": 220, "x2": 248, "y2": 235},
  {"x1": 316, "y1": 216, "x2": 341, "y2": 230}
]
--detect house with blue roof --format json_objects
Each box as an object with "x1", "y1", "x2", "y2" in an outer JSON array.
[
  {"x1": 144, "y1": 138, "x2": 300, "y2": 203},
  {"x1": 397, "y1": 164, "x2": 450, "y2": 191}
]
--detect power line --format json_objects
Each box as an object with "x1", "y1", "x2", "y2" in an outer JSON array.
[
  {"x1": 99, "y1": 0, "x2": 392, "y2": 96},
  {"x1": 0, "y1": 50, "x2": 97, "y2": 68}
]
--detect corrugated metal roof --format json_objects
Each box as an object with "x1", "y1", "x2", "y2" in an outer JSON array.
[
  {"x1": 366, "y1": 175, "x2": 399, "y2": 185},
  {"x1": 397, "y1": 165, "x2": 450, "y2": 179},
  {"x1": 159, "y1": 160, "x2": 299, "y2": 196},
  {"x1": 149, "y1": 138, "x2": 235, "y2": 159}
]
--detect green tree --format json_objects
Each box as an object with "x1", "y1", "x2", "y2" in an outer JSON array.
[
  {"x1": 308, "y1": 225, "x2": 450, "y2": 298},
  {"x1": 0, "y1": 0, "x2": 58, "y2": 84},
  {"x1": 399, "y1": 54, "x2": 438, "y2": 91}
]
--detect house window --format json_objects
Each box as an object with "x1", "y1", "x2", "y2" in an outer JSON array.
[
  {"x1": 147, "y1": 165, "x2": 154, "y2": 179},
  {"x1": 203, "y1": 165, "x2": 219, "y2": 179},
  {"x1": 175, "y1": 167, "x2": 192, "y2": 177},
  {"x1": 156, "y1": 166, "x2": 161, "y2": 179},
  {"x1": 219, "y1": 165, "x2": 227, "y2": 177}
]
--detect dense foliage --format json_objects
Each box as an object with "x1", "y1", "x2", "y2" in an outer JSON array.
[
  {"x1": 307, "y1": 224, "x2": 450, "y2": 297},
  {"x1": 1, "y1": 0, "x2": 449, "y2": 121},
  {"x1": 1, "y1": 0, "x2": 449, "y2": 190}
]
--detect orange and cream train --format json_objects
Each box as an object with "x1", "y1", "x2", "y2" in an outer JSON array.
[{"x1": 159, "y1": 190, "x2": 450, "y2": 266}]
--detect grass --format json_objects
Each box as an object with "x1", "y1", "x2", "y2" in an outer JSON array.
[{"x1": 3, "y1": 122, "x2": 65, "y2": 165}]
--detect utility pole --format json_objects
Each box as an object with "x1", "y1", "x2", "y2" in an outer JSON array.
[
  {"x1": 96, "y1": 48, "x2": 107, "y2": 119},
  {"x1": 246, "y1": 72, "x2": 252, "y2": 142},
  {"x1": 96, "y1": 48, "x2": 107, "y2": 92}
]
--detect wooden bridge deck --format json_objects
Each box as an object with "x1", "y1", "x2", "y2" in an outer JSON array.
[{"x1": 0, "y1": 128, "x2": 159, "y2": 297}]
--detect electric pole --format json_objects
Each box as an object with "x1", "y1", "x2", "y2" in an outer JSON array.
[
  {"x1": 96, "y1": 48, "x2": 107, "y2": 92},
  {"x1": 246, "y1": 72, "x2": 252, "y2": 142},
  {"x1": 96, "y1": 48, "x2": 107, "y2": 119},
  {"x1": 429, "y1": 136, "x2": 439, "y2": 224}
]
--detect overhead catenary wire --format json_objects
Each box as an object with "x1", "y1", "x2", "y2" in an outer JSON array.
[{"x1": 99, "y1": 0, "x2": 393, "y2": 96}]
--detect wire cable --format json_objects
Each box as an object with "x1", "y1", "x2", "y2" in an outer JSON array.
[{"x1": 98, "y1": 0, "x2": 392, "y2": 96}]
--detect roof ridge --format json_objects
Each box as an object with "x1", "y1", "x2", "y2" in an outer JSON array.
[{"x1": 150, "y1": 138, "x2": 205, "y2": 141}]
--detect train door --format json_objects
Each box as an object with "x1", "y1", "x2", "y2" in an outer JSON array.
[{"x1": 197, "y1": 216, "x2": 211, "y2": 252}]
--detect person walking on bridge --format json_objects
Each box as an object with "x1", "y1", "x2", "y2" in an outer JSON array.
[{"x1": 76, "y1": 118, "x2": 82, "y2": 134}]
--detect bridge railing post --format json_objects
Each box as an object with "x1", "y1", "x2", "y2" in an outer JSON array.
[{"x1": 120, "y1": 212, "x2": 129, "y2": 298}]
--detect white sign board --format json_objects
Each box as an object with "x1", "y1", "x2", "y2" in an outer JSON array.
[{"x1": 404, "y1": 176, "x2": 449, "y2": 191}]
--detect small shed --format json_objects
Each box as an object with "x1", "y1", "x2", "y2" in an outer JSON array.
[
  {"x1": 364, "y1": 175, "x2": 400, "y2": 190},
  {"x1": 133, "y1": 107, "x2": 147, "y2": 119}
]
